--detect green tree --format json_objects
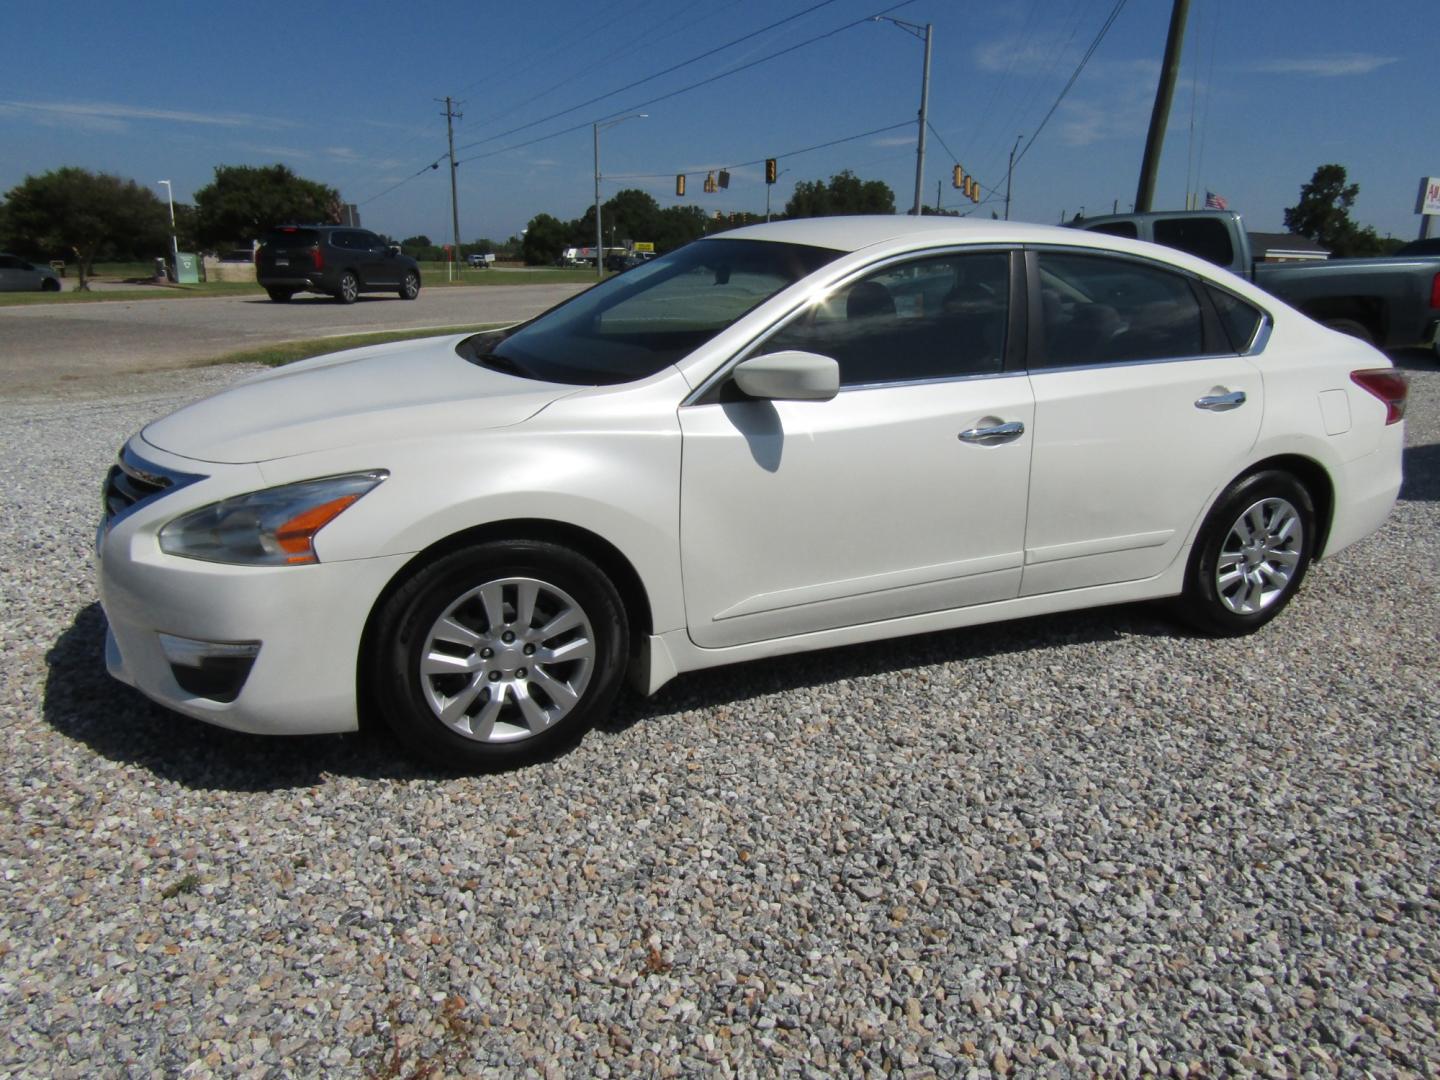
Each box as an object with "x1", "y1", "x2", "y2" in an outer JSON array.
[
  {"x1": 521, "y1": 213, "x2": 569, "y2": 265},
  {"x1": 784, "y1": 170, "x2": 895, "y2": 219},
  {"x1": 602, "y1": 189, "x2": 662, "y2": 246},
  {"x1": 1283, "y1": 164, "x2": 1386, "y2": 258},
  {"x1": 654, "y1": 205, "x2": 708, "y2": 252},
  {"x1": 193, "y1": 164, "x2": 339, "y2": 249},
  {"x1": 0, "y1": 167, "x2": 169, "y2": 290}
]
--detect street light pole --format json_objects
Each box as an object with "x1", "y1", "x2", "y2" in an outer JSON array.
[
  {"x1": 1004, "y1": 135, "x2": 1023, "y2": 221},
  {"x1": 593, "y1": 113, "x2": 646, "y2": 279},
  {"x1": 875, "y1": 17, "x2": 932, "y2": 216},
  {"x1": 157, "y1": 180, "x2": 177, "y2": 275}
]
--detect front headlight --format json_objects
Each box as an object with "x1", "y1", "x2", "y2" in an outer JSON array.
[{"x1": 158, "y1": 471, "x2": 387, "y2": 566}]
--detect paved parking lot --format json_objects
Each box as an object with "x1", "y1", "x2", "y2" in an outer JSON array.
[
  {"x1": 0, "y1": 349, "x2": 1435, "y2": 1076},
  {"x1": 0, "y1": 283, "x2": 588, "y2": 398}
]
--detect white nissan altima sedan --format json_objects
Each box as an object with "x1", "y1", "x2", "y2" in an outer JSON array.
[{"x1": 96, "y1": 217, "x2": 1407, "y2": 768}]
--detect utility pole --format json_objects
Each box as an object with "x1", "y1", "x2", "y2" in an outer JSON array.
[
  {"x1": 440, "y1": 96, "x2": 462, "y2": 282},
  {"x1": 1135, "y1": 0, "x2": 1190, "y2": 212},
  {"x1": 936, "y1": 179, "x2": 942, "y2": 214},
  {"x1": 874, "y1": 17, "x2": 932, "y2": 216},
  {"x1": 1004, "y1": 135, "x2": 1022, "y2": 221}
]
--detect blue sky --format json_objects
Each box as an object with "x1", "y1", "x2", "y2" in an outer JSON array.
[{"x1": 1, "y1": 0, "x2": 1433, "y2": 245}]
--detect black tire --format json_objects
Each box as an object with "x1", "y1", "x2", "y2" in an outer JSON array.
[
  {"x1": 399, "y1": 270, "x2": 420, "y2": 300},
  {"x1": 265, "y1": 287, "x2": 294, "y2": 303},
  {"x1": 336, "y1": 271, "x2": 359, "y2": 304},
  {"x1": 1174, "y1": 470, "x2": 1316, "y2": 636},
  {"x1": 1321, "y1": 318, "x2": 1374, "y2": 346},
  {"x1": 41, "y1": 277, "x2": 61, "y2": 292},
  {"x1": 368, "y1": 541, "x2": 629, "y2": 769}
]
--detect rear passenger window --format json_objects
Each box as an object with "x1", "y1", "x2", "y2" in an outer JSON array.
[
  {"x1": 1206, "y1": 285, "x2": 1265, "y2": 353},
  {"x1": 1152, "y1": 217, "x2": 1234, "y2": 268},
  {"x1": 762, "y1": 252, "x2": 1011, "y2": 387},
  {"x1": 1037, "y1": 253, "x2": 1205, "y2": 368}
]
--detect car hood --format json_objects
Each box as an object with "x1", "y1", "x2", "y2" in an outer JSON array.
[{"x1": 142, "y1": 334, "x2": 579, "y2": 464}]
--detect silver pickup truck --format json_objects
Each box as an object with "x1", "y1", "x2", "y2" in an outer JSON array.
[{"x1": 1075, "y1": 209, "x2": 1440, "y2": 356}]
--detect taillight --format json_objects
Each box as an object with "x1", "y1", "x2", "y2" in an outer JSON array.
[
  {"x1": 312, "y1": 245, "x2": 323, "y2": 271},
  {"x1": 1350, "y1": 369, "x2": 1408, "y2": 425},
  {"x1": 1430, "y1": 270, "x2": 1440, "y2": 310}
]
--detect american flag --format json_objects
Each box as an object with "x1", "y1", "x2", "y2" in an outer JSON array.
[{"x1": 1204, "y1": 191, "x2": 1229, "y2": 211}]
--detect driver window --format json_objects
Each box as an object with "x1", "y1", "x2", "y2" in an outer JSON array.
[{"x1": 763, "y1": 251, "x2": 1010, "y2": 387}]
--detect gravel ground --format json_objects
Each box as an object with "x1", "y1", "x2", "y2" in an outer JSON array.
[{"x1": 1, "y1": 356, "x2": 1436, "y2": 1078}]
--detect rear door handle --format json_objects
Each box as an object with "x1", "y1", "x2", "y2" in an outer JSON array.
[
  {"x1": 958, "y1": 420, "x2": 1025, "y2": 445},
  {"x1": 1195, "y1": 390, "x2": 1247, "y2": 410}
]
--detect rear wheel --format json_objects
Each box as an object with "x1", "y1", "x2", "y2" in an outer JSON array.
[
  {"x1": 336, "y1": 271, "x2": 359, "y2": 304},
  {"x1": 399, "y1": 270, "x2": 420, "y2": 300},
  {"x1": 370, "y1": 541, "x2": 629, "y2": 769},
  {"x1": 1174, "y1": 470, "x2": 1315, "y2": 636},
  {"x1": 265, "y1": 287, "x2": 294, "y2": 303}
]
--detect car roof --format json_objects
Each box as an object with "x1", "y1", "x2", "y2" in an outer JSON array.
[{"x1": 712, "y1": 215, "x2": 1115, "y2": 254}]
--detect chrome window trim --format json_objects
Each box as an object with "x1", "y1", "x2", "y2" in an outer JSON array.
[
  {"x1": 836, "y1": 368, "x2": 1027, "y2": 393},
  {"x1": 682, "y1": 243, "x2": 1019, "y2": 407},
  {"x1": 1026, "y1": 350, "x2": 1256, "y2": 376}
]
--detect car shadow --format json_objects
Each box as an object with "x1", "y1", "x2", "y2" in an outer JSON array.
[
  {"x1": 239, "y1": 296, "x2": 398, "y2": 305},
  {"x1": 46, "y1": 598, "x2": 1177, "y2": 790},
  {"x1": 1387, "y1": 347, "x2": 1435, "y2": 373},
  {"x1": 600, "y1": 601, "x2": 1179, "y2": 737}
]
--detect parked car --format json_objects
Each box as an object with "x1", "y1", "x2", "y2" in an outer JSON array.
[
  {"x1": 1075, "y1": 209, "x2": 1440, "y2": 354},
  {"x1": 0, "y1": 253, "x2": 61, "y2": 292},
  {"x1": 467, "y1": 253, "x2": 495, "y2": 268},
  {"x1": 255, "y1": 225, "x2": 421, "y2": 304},
  {"x1": 97, "y1": 216, "x2": 1405, "y2": 768}
]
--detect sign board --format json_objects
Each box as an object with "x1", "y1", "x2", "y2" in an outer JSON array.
[
  {"x1": 1417, "y1": 177, "x2": 1440, "y2": 216},
  {"x1": 176, "y1": 252, "x2": 200, "y2": 284},
  {"x1": 633, "y1": 242, "x2": 655, "y2": 253}
]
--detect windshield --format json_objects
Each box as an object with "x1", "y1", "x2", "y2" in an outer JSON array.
[{"x1": 462, "y1": 238, "x2": 841, "y2": 385}]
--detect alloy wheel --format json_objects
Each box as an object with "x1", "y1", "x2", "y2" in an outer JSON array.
[
  {"x1": 418, "y1": 576, "x2": 596, "y2": 743},
  {"x1": 1214, "y1": 497, "x2": 1304, "y2": 615}
]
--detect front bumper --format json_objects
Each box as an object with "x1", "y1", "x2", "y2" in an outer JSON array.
[{"x1": 97, "y1": 460, "x2": 412, "y2": 736}]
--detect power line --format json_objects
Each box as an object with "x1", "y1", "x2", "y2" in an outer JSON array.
[
  {"x1": 603, "y1": 119, "x2": 915, "y2": 181},
  {"x1": 1013, "y1": 0, "x2": 1130, "y2": 169},
  {"x1": 450, "y1": 0, "x2": 849, "y2": 157}
]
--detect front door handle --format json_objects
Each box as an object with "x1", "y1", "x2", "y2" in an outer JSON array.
[
  {"x1": 1195, "y1": 390, "x2": 1247, "y2": 410},
  {"x1": 958, "y1": 420, "x2": 1025, "y2": 445}
]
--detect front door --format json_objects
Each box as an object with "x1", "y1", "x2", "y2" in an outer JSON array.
[{"x1": 679, "y1": 249, "x2": 1034, "y2": 649}]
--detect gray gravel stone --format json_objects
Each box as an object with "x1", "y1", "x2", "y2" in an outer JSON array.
[{"x1": 0, "y1": 353, "x2": 1436, "y2": 1077}]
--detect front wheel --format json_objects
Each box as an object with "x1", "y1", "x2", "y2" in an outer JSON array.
[
  {"x1": 399, "y1": 270, "x2": 420, "y2": 300},
  {"x1": 369, "y1": 541, "x2": 629, "y2": 769},
  {"x1": 335, "y1": 271, "x2": 359, "y2": 304},
  {"x1": 41, "y1": 278, "x2": 61, "y2": 292},
  {"x1": 1174, "y1": 470, "x2": 1316, "y2": 636}
]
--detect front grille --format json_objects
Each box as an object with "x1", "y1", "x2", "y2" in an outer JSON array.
[
  {"x1": 104, "y1": 462, "x2": 169, "y2": 520},
  {"x1": 101, "y1": 447, "x2": 204, "y2": 524}
]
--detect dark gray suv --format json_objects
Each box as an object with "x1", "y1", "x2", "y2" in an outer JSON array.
[{"x1": 256, "y1": 226, "x2": 421, "y2": 304}]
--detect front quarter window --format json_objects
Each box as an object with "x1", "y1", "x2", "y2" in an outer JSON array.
[{"x1": 464, "y1": 238, "x2": 840, "y2": 385}]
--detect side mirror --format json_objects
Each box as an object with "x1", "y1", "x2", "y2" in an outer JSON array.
[
  {"x1": 733, "y1": 351, "x2": 839, "y2": 401},
  {"x1": 388, "y1": 244, "x2": 401, "y2": 255}
]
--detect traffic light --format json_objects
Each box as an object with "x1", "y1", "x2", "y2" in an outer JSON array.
[
  {"x1": 704, "y1": 172, "x2": 717, "y2": 194},
  {"x1": 676, "y1": 174, "x2": 686, "y2": 197},
  {"x1": 718, "y1": 170, "x2": 730, "y2": 190},
  {"x1": 968, "y1": 177, "x2": 981, "y2": 203},
  {"x1": 952, "y1": 164, "x2": 964, "y2": 189},
  {"x1": 765, "y1": 158, "x2": 777, "y2": 184}
]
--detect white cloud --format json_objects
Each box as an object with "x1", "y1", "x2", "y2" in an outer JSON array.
[
  {"x1": 0, "y1": 99, "x2": 295, "y2": 132},
  {"x1": 1251, "y1": 54, "x2": 1398, "y2": 77}
]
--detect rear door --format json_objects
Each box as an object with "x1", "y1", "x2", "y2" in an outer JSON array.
[{"x1": 1019, "y1": 248, "x2": 1263, "y2": 596}]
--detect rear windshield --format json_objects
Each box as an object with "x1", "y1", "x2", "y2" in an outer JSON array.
[
  {"x1": 461, "y1": 238, "x2": 841, "y2": 385},
  {"x1": 1153, "y1": 217, "x2": 1234, "y2": 268},
  {"x1": 262, "y1": 228, "x2": 320, "y2": 248}
]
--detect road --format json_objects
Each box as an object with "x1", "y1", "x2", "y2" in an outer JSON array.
[{"x1": 0, "y1": 283, "x2": 589, "y2": 398}]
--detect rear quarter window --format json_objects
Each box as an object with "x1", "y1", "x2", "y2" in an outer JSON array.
[{"x1": 1205, "y1": 285, "x2": 1265, "y2": 353}]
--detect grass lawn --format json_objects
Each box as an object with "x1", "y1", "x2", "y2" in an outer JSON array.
[{"x1": 202, "y1": 324, "x2": 503, "y2": 368}]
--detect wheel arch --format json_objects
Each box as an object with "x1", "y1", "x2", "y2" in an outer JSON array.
[
  {"x1": 358, "y1": 518, "x2": 656, "y2": 718},
  {"x1": 1232, "y1": 453, "x2": 1335, "y2": 557}
]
